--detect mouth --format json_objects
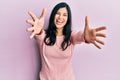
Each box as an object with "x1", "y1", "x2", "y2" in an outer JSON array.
[{"x1": 56, "y1": 19, "x2": 64, "y2": 25}]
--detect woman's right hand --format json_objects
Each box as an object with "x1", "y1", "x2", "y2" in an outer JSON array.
[{"x1": 26, "y1": 8, "x2": 46, "y2": 39}]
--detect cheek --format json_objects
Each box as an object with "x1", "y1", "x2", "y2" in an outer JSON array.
[
  {"x1": 64, "y1": 17, "x2": 68, "y2": 23},
  {"x1": 54, "y1": 15, "x2": 57, "y2": 23}
]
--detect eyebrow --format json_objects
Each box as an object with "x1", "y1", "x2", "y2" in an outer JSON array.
[
  {"x1": 63, "y1": 13, "x2": 68, "y2": 14},
  {"x1": 57, "y1": 11, "x2": 68, "y2": 14}
]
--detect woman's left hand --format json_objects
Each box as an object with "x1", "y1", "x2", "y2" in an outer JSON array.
[{"x1": 84, "y1": 16, "x2": 107, "y2": 49}]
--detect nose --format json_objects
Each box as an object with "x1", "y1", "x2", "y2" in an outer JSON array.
[{"x1": 58, "y1": 14, "x2": 63, "y2": 19}]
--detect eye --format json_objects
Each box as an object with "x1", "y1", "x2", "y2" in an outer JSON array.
[
  {"x1": 63, "y1": 14, "x2": 68, "y2": 17},
  {"x1": 56, "y1": 12, "x2": 60, "y2": 15}
]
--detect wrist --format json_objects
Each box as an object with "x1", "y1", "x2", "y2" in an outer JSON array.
[
  {"x1": 36, "y1": 29, "x2": 43, "y2": 35},
  {"x1": 84, "y1": 35, "x2": 90, "y2": 44}
]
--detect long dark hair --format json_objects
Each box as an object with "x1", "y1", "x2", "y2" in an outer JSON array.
[{"x1": 44, "y1": 2, "x2": 72, "y2": 50}]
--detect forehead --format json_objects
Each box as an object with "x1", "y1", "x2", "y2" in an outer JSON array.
[{"x1": 57, "y1": 7, "x2": 68, "y2": 13}]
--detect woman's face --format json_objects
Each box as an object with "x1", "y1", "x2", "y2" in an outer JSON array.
[{"x1": 54, "y1": 7, "x2": 68, "y2": 30}]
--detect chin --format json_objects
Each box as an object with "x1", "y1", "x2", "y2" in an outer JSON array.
[{"x1": 56, "y1": 25, "x2": 64, "y2": 29}]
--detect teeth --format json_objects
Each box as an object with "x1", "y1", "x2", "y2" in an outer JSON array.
[
  {"x1": 56, "y1": 20, "x2": 63, "y2": 25},
  {"x1": 58, "y1": 20, "x2": 62, "y2": 23}
]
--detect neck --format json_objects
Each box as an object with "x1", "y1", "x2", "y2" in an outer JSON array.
[{"x1": 56, "y1": 28, "x2": 63, "y2": 36}]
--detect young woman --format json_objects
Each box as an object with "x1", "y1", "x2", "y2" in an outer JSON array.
[{"x1": 26, "y1": 2, "x2": 106, "y2": 80}]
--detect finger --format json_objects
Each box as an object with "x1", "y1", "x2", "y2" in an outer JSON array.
[
  {"x1": 28, "y1": 11, "x2": 37, "y2": 21},
  {"x1": 84, "y1": 16, "x2": 90, "y2": 33},
  {"x1": 26, "y1": 20, "x2": 34, "y2": 25},
  {"x1": 95, "y1": 38, "x2": 104, "y2": 45},
  {"x1": 40, "y1": 8, "x2": 47, "y2": 18},
  {"x1": 96, "y1": 33, "x2": 106, "y2": 38},
  {"x1": 92, "y1": 41, "x2": 101, "y2": 49},
  {"x1": 95, "y1": 26, "x2": 107, "y2": 32},
  {"x1": 26, "y1": 27, "x2": 34, "y2": 32},
  {"x1": 30, "y1": 32, "x2": 36, "y2": 39},
  {"x1": 85, "y1": 16, "x2": 90, "y2": 27}
]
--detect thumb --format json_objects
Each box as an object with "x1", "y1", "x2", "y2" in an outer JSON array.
[
  {"x1": 40, "y1": 8, "x2": 47, "y2": 18},
  {"x1": 84, "y1": 16, "x2": 90, "y2": 31}
]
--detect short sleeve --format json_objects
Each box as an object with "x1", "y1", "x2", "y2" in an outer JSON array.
[{"x1": 71, "y1": 31, "x2": 85, "y2": 45}]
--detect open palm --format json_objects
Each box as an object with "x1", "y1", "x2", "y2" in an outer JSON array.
[
  {"x1": 84, "y1": 16, "x2": 107, "y2": 49},
  {"x1": 26, "y1": 8, "x2": 46, "y2": 39}
]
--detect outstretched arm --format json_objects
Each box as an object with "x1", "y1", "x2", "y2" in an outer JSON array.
[
  {"x1": 84, "y1": 16, "x2": 107, "y2": 49},
  {"x1": 26, "y1": 8, "x2": 46, "y2": 39}
]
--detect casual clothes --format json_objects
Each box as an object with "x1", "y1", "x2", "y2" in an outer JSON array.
[{"x1": 35, "y1": 30, "x2": 85, "y2": 80}]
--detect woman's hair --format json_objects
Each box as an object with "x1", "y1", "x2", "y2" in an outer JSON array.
[{"x1": 44, "y1": 2, "x2": 72, "y2": 51}]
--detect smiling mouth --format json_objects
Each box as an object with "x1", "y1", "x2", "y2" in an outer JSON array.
[{"x1": 56, "y1": 19, "x2": 64, "y2": 25}]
